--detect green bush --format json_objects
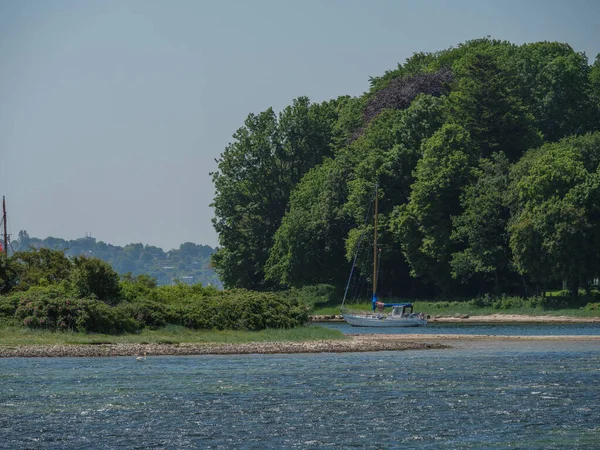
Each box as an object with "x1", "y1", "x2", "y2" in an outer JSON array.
[
  {"x1": 282, "y1": 284, "x2": 336, "y2": 309},
  {"x1": 0, "y1": 293, "x2": 20, "y2": 318},
  {"x1": 171, "y1": 289, "x2": 309, "y2": 331},
  {"x1": 115, "y1": 299, "x2": 174, "y2": 329},
  {"x1": 468, "y1": 295, "x2": 493, "y2": 308},
  {"x1": 71, "y1": 256, "x2": 122, "y2": 304},
  {"x1": 494, "y1": 296, "x2": 525, "y2": 310},
  {"x1": 1, "y1": 284, "x2": 309, "y2": 333},
  {"x1": 11, "y1": 288, "x2": 139, "y2": 333},
  {"x1": 119, "y1": 273, "x2": 159, "y2": 302},
  {"x1": 153, "y1": 282, "x2": 217, "y2": 304}
]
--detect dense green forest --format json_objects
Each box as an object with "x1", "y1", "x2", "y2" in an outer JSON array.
[
  {"x1": 9, "y1": 231, "x2": 221, "y2": 288},
  {"x1": 211, "y1": 38, "x2": 600, "y2": 303}
]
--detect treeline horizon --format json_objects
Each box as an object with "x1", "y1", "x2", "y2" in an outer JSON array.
[
  {"x1": 8, "y1": 231, "x2": 221, "y2": 288},
  {"x1": 211, "y1": 38, "x2": 600, "y2": 303}
]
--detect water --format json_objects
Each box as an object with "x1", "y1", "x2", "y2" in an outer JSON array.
[
  {"x1": 320, "y1": 321, "x2": 600, "y2": 336},
  {"x1": 1, "y1": 340, "x2": 600, "y2": 448}
]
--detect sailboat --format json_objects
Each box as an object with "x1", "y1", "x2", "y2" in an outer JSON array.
[{"x1": 340, "y1": 184, "x2": 427, "y2": 327}]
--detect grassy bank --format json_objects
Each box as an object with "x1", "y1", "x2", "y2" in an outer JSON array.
[
  {"x1": 0, "y1": 324, "x2": 345, "y2": 346},
  {"x1": 314, "y1": 301, "x2": 600, "y2": 318}
]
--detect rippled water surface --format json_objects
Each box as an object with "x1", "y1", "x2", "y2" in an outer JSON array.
[
  {"x1": 321, "y1": 321, "x2": 600, "y2": 336},
  {"x1": 1, "y1": 342, "x2": 600, "y2": 449}
]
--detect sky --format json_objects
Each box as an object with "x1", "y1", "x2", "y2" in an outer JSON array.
[{"x1": 1, "y1": 0, "x2": 599, "y2": 251}]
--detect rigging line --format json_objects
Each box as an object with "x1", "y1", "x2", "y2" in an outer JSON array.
[
  {"x1": 341, "y1": 186, "x2": 377, "y2": 306},
  {"x1": 350, "y1": 249, "x2": 369, "y2": 303}
]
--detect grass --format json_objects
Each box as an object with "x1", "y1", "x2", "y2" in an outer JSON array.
[
  {"x1": 0, "y1": 324, "x2": 345, "y2": 346},
  {"x1": 416, "y1": 302, "x2": 600, "y2": 317},
  {"x1": 314, "y1": 300, "x2": 600, "y2": 318}
]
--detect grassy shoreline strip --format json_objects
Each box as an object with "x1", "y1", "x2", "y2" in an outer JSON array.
[{"x1": 0, "y1": 324, "x2": 343, "y2": 346}]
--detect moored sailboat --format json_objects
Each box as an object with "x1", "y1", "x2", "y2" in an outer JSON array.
[{"x1": 340, "y1": 184, "x2": 427, "y2": 327}]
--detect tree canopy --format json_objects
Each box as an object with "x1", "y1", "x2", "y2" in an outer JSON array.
[{"x1": 211, "y1": 38, "x2": 600, "y2": 302}]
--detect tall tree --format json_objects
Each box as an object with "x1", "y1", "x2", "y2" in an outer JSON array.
[
  {"x1": 392, "y1": 124, "x2": 478, "y2": 292},
  {"x1": 451, "y1": 152, "x2": 511, "y2": 294},
  {"x1": 511, "y1": 43, "x2": 598, "y2": 141},
  {"x1": 211, "y1": 97, "x2": 337, "y2": 289},
  {"x1": 265, "y1": 158, "x2": 351, "y2": 288},
  {"x1": 448, "y1": 50, "x2": 542, "y2": 161},
  {"x1": 507, "y1": 133, "x2": 600, "y2": 300}
]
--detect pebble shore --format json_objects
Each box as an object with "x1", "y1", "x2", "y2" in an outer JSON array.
[
  {"x1": 0, "y1": 336, "x2": 447, "y2": 358},
  {"x1": 3, "y1": 314, "x2": 598, "y2": 358}
]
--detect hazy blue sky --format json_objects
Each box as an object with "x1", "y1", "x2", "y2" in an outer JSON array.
[{"x1": 1, "y1": 0, "x2": 599, "y2": 251}]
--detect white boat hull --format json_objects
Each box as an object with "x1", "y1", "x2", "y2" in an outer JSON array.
[{"x1": 342, "y1": 313, "x2": 427, "y2": 327}]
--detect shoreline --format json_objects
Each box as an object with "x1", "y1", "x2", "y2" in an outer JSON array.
[
  {"x1": 2, "y1": 314, "x2": 599, "y2": 358},
  {"x1": 0, "y1": 337, "x2": 446, "y2": 358},
  {"x1": 310, "y1": 314, "x2": 600, "y2": 323},
  {"x1": 2, "y1": 333, "x2": 600, "y2": 358}
]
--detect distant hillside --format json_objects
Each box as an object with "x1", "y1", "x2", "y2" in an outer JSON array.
[{"x1": 10, "y1": 231, "x2": 222, "y2": 288}]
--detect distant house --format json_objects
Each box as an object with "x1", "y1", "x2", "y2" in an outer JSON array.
[{"x1": 173, "y1": 275, "x2": 194, "y2": 286}]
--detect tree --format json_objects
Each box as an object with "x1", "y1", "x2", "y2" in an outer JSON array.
[
  {"x1": 71, "y1": 256, "x2": 121, "y2": 304},
  {"x1": 11, "y1": 248, "x2": 72, "y2": 291},
  {"x1": 590, "y1": 54, "x2": 600, "y2": 127},
  {"x1": 340, "y1": 95, "x2": 447, "y2": 296},
  {"x1": 265, "y1": 158, "x2": 351, "y2": 288},
  {"x1": 448, "y1": 50, "x2": 542, "y2": 160},
  {"x1": 17, "y1": 230, "x2": 30, "y2": 248},
  {"x1": 392, "y1": 124, "x2": 478, "y2": 292},
  {"x1": 451, "y1": 152, "x2": 511, "y2": 294},
  {"x1": 507, "y1": 133, "x2": 600, "y2": 300},
  {"x1": 0, "y1": 254, "x2": 17, "y2": 294},
  {"x1": 211, "y1": 97, "x2": 338, "y2": 289},
  {"x1": 511, "y1": 42, "x2": 598, "y2": 141}
]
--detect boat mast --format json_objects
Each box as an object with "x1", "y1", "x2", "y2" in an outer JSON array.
[
  {"x1": 372, "y1": 183, "x2": 378, "y2": 298},
  {"x1": 2, "y1": 196, "x2": 7, "y2": 255}
]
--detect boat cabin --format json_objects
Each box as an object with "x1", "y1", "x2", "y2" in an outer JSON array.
[{"x1": 391, "y1": 304, "x2": 414, "y2": 317}]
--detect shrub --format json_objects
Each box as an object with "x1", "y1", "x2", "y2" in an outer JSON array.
[
  {"x1": 2, "y1": 284, "x2": 309, "y2": 333},
  {"x1": 171, "y1": 289, "x2": 309, "y2": 331},
  {"x1": 153, "y1": 282, "x2": 216, "y2": 304},
  {"x1": 282, "y1": 284, "x2": 336, "y2": 309},
  {"x1": 119, "y1": 273, "x2": 158, "y2": 302},
  {"x1": 0, "y1": 293, "x2": 20, "y2": 318},
  {"x1": 494, "y1": 296, "x2": 525, "y2": 310},
  {"x1": 71, "y1": 256, "x2": 121, "y2": 304},
  {"x1": 12, "y1": 289, "x2": 139, "y2": 333},
  {"x1": 115, "y1": 299, "x2": 174, "y2": 329},
  {"x1": 468, "y1": 294, "x2": 494, "y2": 308},
  {"x1": 11, "y1": 248, "x2": 72, "y2": 292}
]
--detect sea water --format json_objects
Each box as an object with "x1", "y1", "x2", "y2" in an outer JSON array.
[
  {"x1": 320, "y1": 321, "x2": 600, "y2": 336},
  {"x1": 1, "y1": 339, "x2": 599, "y2": 449}
]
